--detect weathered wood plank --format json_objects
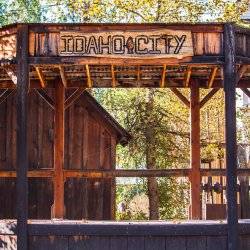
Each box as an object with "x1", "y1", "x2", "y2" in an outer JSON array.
[
  {"x1": 53, "y1": 80, "x2": 65, "y2": 218},
  {"x1": 200, "y1": 88, "x2": 219, "y2": 108},
  {"x1": 165, "y1": 237, "x2": 186, "y2": 250},
  {"x1": 16, "y1": 23, "x2": 29, "y2": 250},
  {"x1": 190, "y1": 81, "x2": 201, "y2": 219},
  {"x1": 240, "y1": 235, "x2": 250, "y2": 250},
  {"x1": 29, "y1": 236, "x2": 68, "y2": 250},
  {"x1": 206, "y1": 236, "x2": 227, "y2": 250},
  {"x1": 186, "y1": 236, "x2": 206, "y2": 250},
  {"x1": 144, "y1": 236, "x2": 165, "y2": 250},
  {"x1": 110, "y1": 237, "x2": 127, "y2": 250},
  {"x1": 59, "y1": 29, "x2": 194, "y2": 59},
  {"x1": 224, "y1": 23, "x2": 239, "y2": 250},
  {"x1": 127, "y1": 236, "x2": 144, "y2": 250},
  {"x1": 170, "y1": 88, "x2": 190, "y2": 108},
  {"x1": 69, "y1": 236, "x2": 110, "y2": 250}
]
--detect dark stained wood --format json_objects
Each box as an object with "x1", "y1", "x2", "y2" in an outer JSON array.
[
  {"x1": 236, "y1": 65, "x2": 248, "y2": 85},
  {"x1": 65, "y1": 88, "x2": 86, "y2": 109},
  {"x1": 224, "y1": 23, "x2": 239, "y2": 250},
  {"x1": 239, "y1": 176, "x2": 250, "y2": 219},
  {"x1": 0, "y1": 89, "x2": 15, "y2": 106},
  {"x1": 63, "y1": 169, "x2": 191, "y2": 178},
  {"x1": 144, "y1": 237, "x2": 165, "y2": 250},
  {"x1": 207, "y1": 236, "x2": 227, "y2": 250},
  {"x1": 35, "y1": 89, "x2": 55, "y2": 110},
  {"x1": 2, "y1": 225, "x2": 250, "y2": 250},
  {"x1": 240, "y1": 235, "x2": 250, "y2": 250},
  {"x1": 16, "y1": 24, "x2": 29, "y2": 250},
  {"x1": 165, "y1": 237, "x2": 186, "y2": 250},
  {"x1": 190, "y1": 80, "x2": 201, "y2": 219},
  {"x1": 127, "y1": 237, "x2": 144, "y2": 250},
  {"x1": 200, "y1": 88, "x2": 220, "y2": 108},
  {"x1": 29, "y1": 236, "x2": 68, "y2": 250},
  {"x1": 170, "y1": 88, "x2": 190, "y2": 108},
  {"x1": 186, "y1": 236, "x2": 206, "y2": 250},
  {"x1": 0, "y1": 167, "x2": 250, "y2": 179},
  {"x1": 110, "y1": 237, "x2": 127, "y2": 250},
  {"x1": 53, "y1": 80, "x2": 65, "y2": 218},
  {"x1": 241, "y1": 88, "x2": 250, "y2": 99},
  {"x1": 69, "y1": 236, "x2": 110, "y2": 250}
]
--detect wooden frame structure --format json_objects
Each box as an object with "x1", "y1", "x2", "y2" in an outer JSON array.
[{"x1": 0, "y1": 22, "x2": 250, "y2": 249}]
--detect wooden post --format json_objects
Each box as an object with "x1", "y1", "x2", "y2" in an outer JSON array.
[
  {"x1": 190, "y1": 80, "x2": 201, "y2": 219},
  {"x1": 224, "y1": 23, "x2": 238, "y2": 250},
  {"x1": 53, "y1": 80, "x2": 65, "y2": 218},
  {"x1": 16, "y1": 24, "x2": 29, "y2": 250}
]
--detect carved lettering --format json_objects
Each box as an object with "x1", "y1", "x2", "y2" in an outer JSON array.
[{"x1": 59, "y1": 29, "x2": 193, "y2": 58}]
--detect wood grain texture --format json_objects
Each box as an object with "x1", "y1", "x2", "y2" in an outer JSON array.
[
  {"x1": 29, "y1": 236, "x2": 68, "y2": 250},
  {"x1": 206, "y1": 236, "x2": 227, "y2": 250},
  {"x1": 165, "y1": 237, "x2": 186, "y2": 250},
  {"x1": 144, "y1": 237, "x2": 165, "y2": 250},
  {"x1": 53, "y1": 80, "x2": 65, "y2": 218},
  {"x1": 69, "y1": 236, "x2": 110, "y2": 250},
  {"x1": 186, "y1": 236, "x2": 206, "y2": 250},
  {"x1": 127, "y1": 237, "x2": 144, "y2": 250},
  {"x1": 110, "y1": 237, "x2": 127, "y2": 250},
  {"x1": 190, "y1": 81, "x2": 201, "y2": 219}
]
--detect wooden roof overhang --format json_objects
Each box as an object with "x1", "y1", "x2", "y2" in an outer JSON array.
[
  {"x1": 0, "y1": 23, "x2": 247, "y2": 250},
  {"x1": 0, "y1": 23, "x2": 250, "y2": 90}
]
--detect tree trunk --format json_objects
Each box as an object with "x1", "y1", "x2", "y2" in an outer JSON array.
[{"x1": 145, "y1": 89, "x2": 159, "y2": 220}]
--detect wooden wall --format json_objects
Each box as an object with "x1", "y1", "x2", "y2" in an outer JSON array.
[
  {"x1": 0, "y1": 89, "x2": 117, "y2": 219},
  {"x1": 1, "y1": 221, "x2": 250, "y2": 250}
]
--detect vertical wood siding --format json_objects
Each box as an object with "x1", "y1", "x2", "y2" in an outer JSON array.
[{"x1": 0, "y1": 90, "x2": 116, "y2": 219}]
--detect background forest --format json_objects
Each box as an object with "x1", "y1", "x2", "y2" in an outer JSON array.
[{"x1": 1, "y1": 0, "x2": 249, "y2": 220}]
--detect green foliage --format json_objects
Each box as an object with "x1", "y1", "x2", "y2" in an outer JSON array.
[
  {"x1": 0, "y1": 0, "x2": 248, "y2": 221},
  {"x1": 0, "y1": 0, "x2": 248, "y2": 27}
]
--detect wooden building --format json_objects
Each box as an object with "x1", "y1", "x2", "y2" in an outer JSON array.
[
  {"x1": 0, "y1": 90, "x2": 130, "y2": 220},
  {"x1": 0, "y1": 23, "x2": 249, "y2": 249}
]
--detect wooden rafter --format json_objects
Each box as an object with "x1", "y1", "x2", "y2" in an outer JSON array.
[
  {"x1": 200, "y1": 88, "x2": 220, "y2": 108},
  {"x1": 35, "y1": 67, "x2": 46, "y2": 88},
  {"x1": 160, "y1": 64, "x2": 167, "y2": 88},
  {"x1": 4, "y1": 67, "x2": 17, "y2": 85},
  {"x1": 59, "y1": 65, "x2": 67, "y2": 87},
  {"x1": 35, "y1": 89, "x2": 55, "y2": 110},
  {"x1": 0, "y1": 89, "x2": 15, "y2": 105},
  {"x1": 170, "y1": 88, "x2": 190, "y2": 108},
  {"x1": 65, "y1": 88, "x2": 86, "y2": 109},
  {"x1": 111, "y1": 65, "x2": 116, "y2": 88},
  {"x1": 236, "y1": 65, "x2": 248, "y2": 85},
  {"x1": 241, "y1": 88, "x2": 250, "y2": 98},
  {"x1": 85, "y1": 64, "x2": 92, "y2": 88},
  {"x1": 184, "y1": 66, "x2": 192, "y2": 87},
  {"x1": 207, "y1": 67, "x2": 218, "y2": 88}
]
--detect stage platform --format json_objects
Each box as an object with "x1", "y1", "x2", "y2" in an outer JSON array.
[{"x1": 1, "y1": 220, "x2": 250, "y2": 249}]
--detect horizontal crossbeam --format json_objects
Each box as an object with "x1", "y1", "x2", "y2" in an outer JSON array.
[{"x1": 0, "y1": 168, "x2": 250, "y2": 179}]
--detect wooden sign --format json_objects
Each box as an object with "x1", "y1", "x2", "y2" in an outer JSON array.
[{"x1": 59, "y1": 29, "x2": 193, "y2": 58}]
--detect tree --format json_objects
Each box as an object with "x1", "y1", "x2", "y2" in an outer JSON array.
[{"x1": 0, "y1": 0, "x2": 248, "y2": 220}]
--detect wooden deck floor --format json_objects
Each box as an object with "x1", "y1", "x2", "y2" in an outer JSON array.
[{"x1": 1, "y1": 220, "x2": 250, "y2": 249}]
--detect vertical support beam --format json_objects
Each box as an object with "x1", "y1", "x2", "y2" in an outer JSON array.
[
  {"x1": 224, "y1": 23, "x2": 238, "y2": 250},
  {"x1": 16, "y1": 24, "x2": 29, "y2": 250},
  {"x1": 53, "y1": 80, "x2": 65, "y2": 218},
  {"x1": 190, "y1": 80, "x2": 201, "y2": 219}
]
